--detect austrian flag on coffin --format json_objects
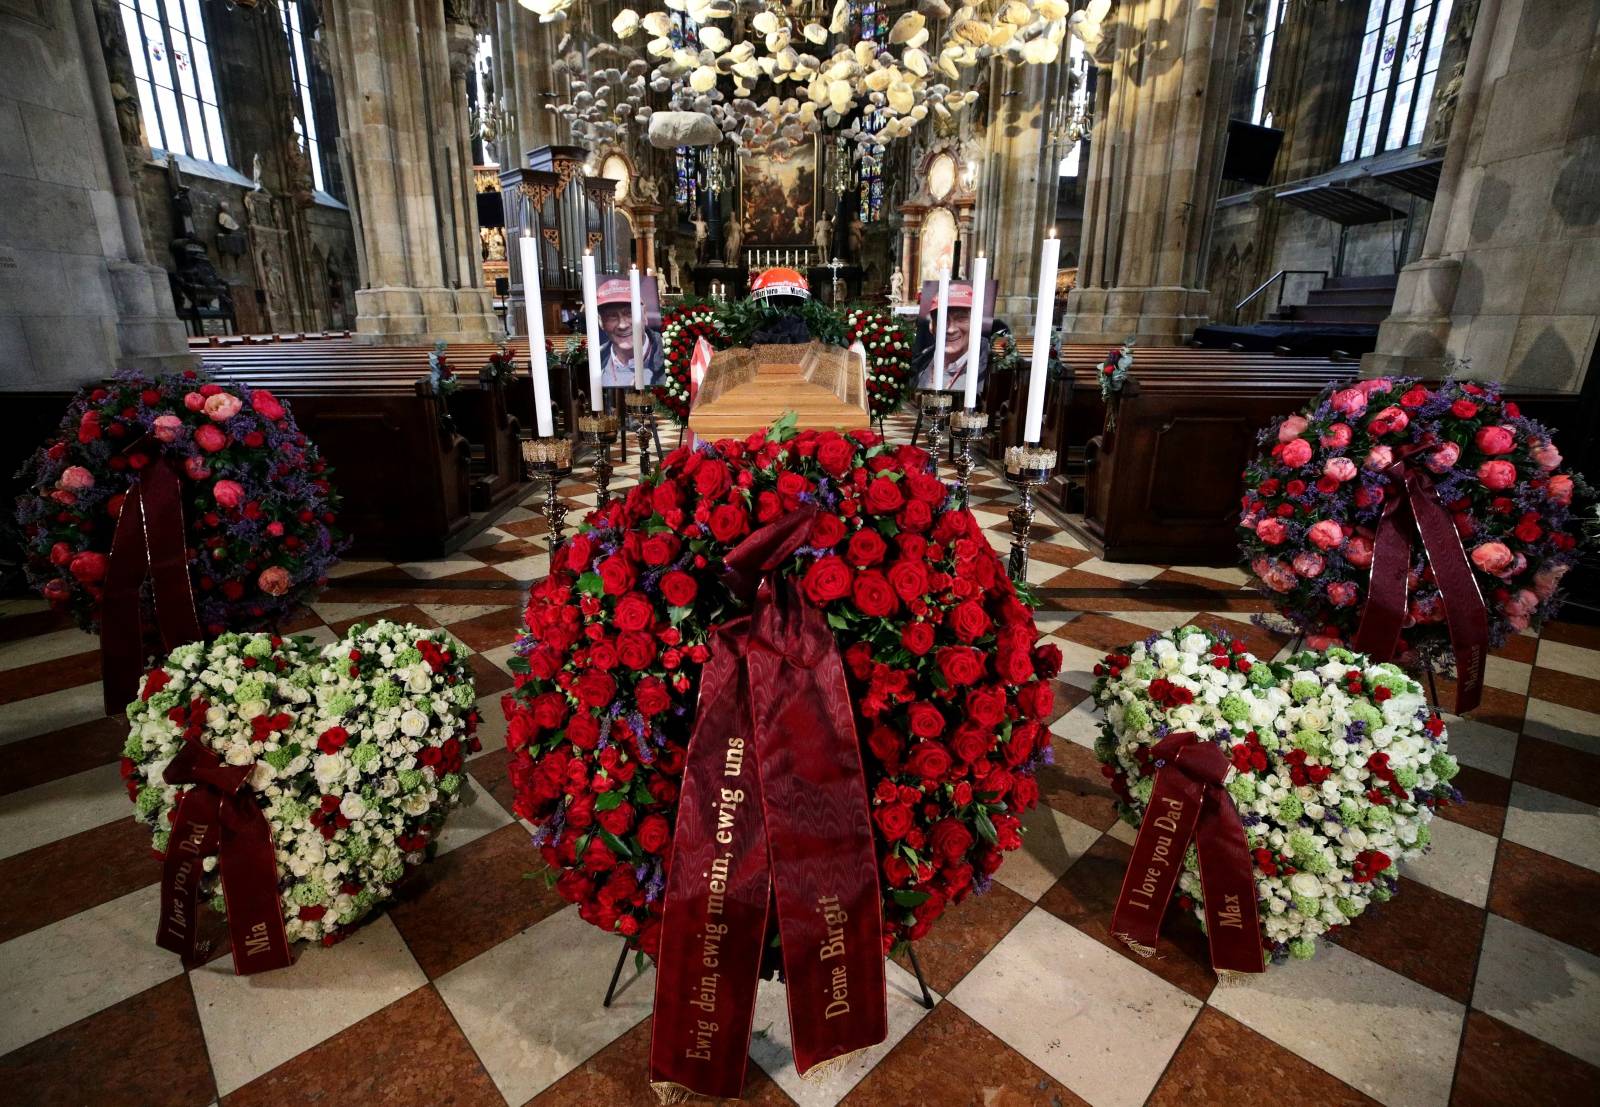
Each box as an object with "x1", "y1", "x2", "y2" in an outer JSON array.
[{"x1": 503, "y1": 421, "x2": 1062, "y2": 1097}]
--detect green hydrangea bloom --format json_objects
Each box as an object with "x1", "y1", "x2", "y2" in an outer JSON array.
[
  {"x1": 343, "y1": 835, "x2": 373, "y2": 862},
  {"x1": 1292, "y1": 894, "x2": 1320, "y2": 917},
  {"x1": 1287, "y1": 828, "x2": 1318, "y2": 856},
  {"x1": 1299, "y1": 851, "x2": 1332, "y2": 876},
  {"x1": 325, "y1": 691, "x2": 355, "y2": 716},
  {"x1": 1370, "y1": 883, "x2": 1393, "y2": 903},
  {"x1": 1218, "y1": 694, "x2": 1251, "y2": 724},
  {"x1": 1227, "y1": 775, "x2": 1257, "y2": 805},
  {"x1": 350, "y1": 743, "x2": 380, "y2": 771},
  {"x1": 169, "y1": 643, "x2": 204, "y2": 667},
  {"x1": 1093, "y1": 733, "x2": 1117, "y2": 764},
  {"x1": 1364, "y1": 805, "x2": 1394, "y2": 829},
  {"x1": 399, "y1": 769, "x2": 424, "y2": 792},
  {"x1": 151, "y1": 829, "x2": 170, "y2": 854},
  {"x1": 1293, "y1": 729, "x2": 1331, "y2": 759},
  {"x1": 1131, "y1": 776, "x2": 1156, "y2": 804},
  {"x1": 135, "y1": 785, "x2": 165, "y2": 819},
  {"x1": 1122, "y1": 701, "x2": 1151, "y2": 733},
  {"x1": 262, "y1": 746, "x2": 296, "y2": 771},
  {"x1": 214, "y1": 632, "x2": 241, "y2": 648},
  {"x1": 396, "y1": 647, "x2": 423, "y2": 667},
  {"x1": 1370, "y1": 671, "x2": 1411, "y2": 696},
  {"x1": 1345, "y1": 700, "x2": 1383, "y2": 734},
  {"x1": 382, "y1": 863, "x2": 405, "y2": 883},
  {"x1": 243, "y1": 635, "x2": 274, "y2": 659},
  {"x1": 440, "y1": 772, "x2": 462, "y2": 795},
  {"x1": 1276, "y1": 795, "x2": 1304, "y2": 822},
  {"x1": 288, "y1": 665, "x2": 317, "y2": 689},
  {"x1": 1289, "y1": 937, "x2": 1317, "y2": 960},
  {"x1": 371, "y1": 680, "x2": 403, "y2": 709},
  {"x1": 147, "y1": 690, "x2": 180, "y2": 715},
  {"x1": 1325, "y1": 647, "x2": 1357, "y2": 663},
  {"x1": 451, "y1": 683, "x2": 476, "y2": 708},
  {"x1": 209, "y1": 893, "x2": 227, "y2": 915},
  {"x1": 1339, "y1": 798, "x2": 1362, "y2": 823},
  {"x1": 1248, "y1": 665, "x2": 1278, "y2": 689},
  {"x1": 1132, "y1": 660, "x2": 1157, "y2": 681},
  {"x1": 1336, "y1": 896, "x2": 1364, "y2": 919},
  {"x1": 291, "y1": 878, "x2": 329, "y2": 907},
  {"x1": 1412, "y1": 823, "x2": 1431, "y2": 849},
  {"x1": 1393, "y1": 764, "x2": 1420, "y2": 790},
  {"x1": 233, "y1": 678, "x2": 268, "y2": 705},
  {"x1": 1290, "y1": 678, "x2": 1322, "y2": 702},
  {"x1": 1430, "y1": 752, "x2": 1460, "y2": 781},
  {"x1": 275, "y1": 798, "x2": 309, "y2": 825},
  {"x1": 122, "y1": 733, "x2": 145, "y2": 759}
]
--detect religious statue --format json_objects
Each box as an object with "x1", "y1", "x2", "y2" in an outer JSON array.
[
  {"x1": 668, "y1": 243, "x2": 685, "y2": 291},
  {"x1": 814, "y1": 211, "x2": 833, "y2": 256},
  {"x1": 251, "y1": 153, "x2": 265, "y2": 191},
  {"x1": 632, "y1": 175, "x2": 660, "y2": 204},
  {"x1": 216, "y1": 202, "x2": 240, "y2": 233},
  {"x1": 692, "y1": 212, "x2": 708, "y2": 263},
  {"x1": 723, "y1": 216, "x2": 743, "y2": 267},
  {"x1": 849, "y1": 216, "x2": 865, "y2": 263},
  {"x1": 889, "y1": 269, "x2": 905, "y2": 307},
  {"x1": 480, "y1": 225, "x2": 507, "y2": 261}
]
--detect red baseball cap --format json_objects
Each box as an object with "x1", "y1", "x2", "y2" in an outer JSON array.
[
  {"x1": 931, "y1": 282, "x2": 976, "y2": 311},
  {"x1": 596, "y1": 277, "x2": 632, "y2": 306}
]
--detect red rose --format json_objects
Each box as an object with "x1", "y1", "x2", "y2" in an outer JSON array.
[
  {"x1": 809, "y1": 512, "x2": 847, "y2": 548},
  {"x1": 616, "y1": 631, "x2": 657, "y2": 670},
  {"x1": 693, "y1": 460, "x2": 731, "y2": 499},
  {"x1": 1018, "y1": 680, "x2": 1054, "y2": 720},
  {"x1": 897, "y1": 499, "x2": 933, "y2": 533},
  {"x1": 640, "y1": 534, "x2": 680, "y2": 567},
  {"x1": 864, "y1": 476, "x2": 905, "y2": 514},
  {"x1": 597, "y1": 556, "x2": 636, "y2": 595},
  {"x1": 566, "y1": 712, "x2": 600, "y2": 749},
  {"x1": 613, "y1": 592, "x2": 655, "y2": 632},
  {"x1": 906, "y1": 471, "x2": 946, "y2": 507},
  {"x1": 1010, "y1": 774, "x2": 1040, "y2": 811},
  {"x1": 1451, "y1": 398, "x2": 1479, "y2": 419},
  {"x1": 887, "y1": 559, "x2": 928, "y2": 602},
  {"x1": 906, "y1": 741, "x2": 953, "y2": 780},
  {"x1": 1514, "y1": 517, "x2": 1543, "y2": 543},
  {"x1": 68, "y1": 550, "x2": 108, "y2": 583},
  {"x1": 815, "y1": 433, "x2": 856, "y2": 477},
  {"x1": 851, "y1": 570, "x2": 897, "y2": 618},
  {"x1": 929, "y1": 818, "x2": 974, "y2": 863},
  {"x1": 194, "y1": 424, "x2": 227, "y2": 453},
  {"x1": 581, "y1": 837, "x2": 617, "y2": 872},
  {"x1": 574, "y1": 670, "x2": 616, "y2": 708},
  {"x1": 946, "y1": 600, "x2": 991, "y2": 643},
  {"x1": 846, "y1": 527, "x2": 888, "y2": 566},
  {"x1": 708, "y1": 503, "x2": 749, "y2": 544},
  {"x1": 635, "y1": 676, "x2": 671, "y2": 715},
  {"x1": 900, "y1": 621, "x2": 935, "y2": 656},
  {"x1": 874, "y1": 802, "x2": 913, "y2": 841},
  {"x1": 866, "y1": 724, "x2": 904, "y2": 769},
  {"x1": 950, "y1": 724, "x2": 989, "y2": 764},
  {"x1": 637, "y1": 814, "x2": 671, "y2": 854},
  {"x1": 317, "y1": 726, "x2": 349, "y2": 753},
  {"x1": 966, "y1": 685, "x2": 1007, "y2": 727},
  {"x1": 1033, "y1": 642, "x2": 1063, "y2": 678},
  {"x1": 660, "y1": 570, "x2": 698, "y2": 607},
  {"x1": 802, "y1": 555, "x2": 852, "y2": 604},
  {"x1": 907, "y1": 701, "x2": 945, "y2": 738},
  {"x1": 936, "y1": 646, "x2": 986, "y2": 687}
]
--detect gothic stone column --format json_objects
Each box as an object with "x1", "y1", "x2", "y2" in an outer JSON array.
[
  {"x1": 1061, "y1": 0, "x2": 1248, "y2": 345},
  {"x1": 322, "y1": 0, "x2": 495, "y2": 343}
]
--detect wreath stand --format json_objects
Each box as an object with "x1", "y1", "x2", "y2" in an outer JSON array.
[{"x1": 599, "y1": 937, "x2": 937, "y2": 1011}]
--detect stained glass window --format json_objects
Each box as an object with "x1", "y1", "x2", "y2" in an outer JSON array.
[
  {"x1": 1341, "y1": 0, "x2": 1454, "y2": 162},
  {"x1": 118, "y1": 0, "x2": 227, "y2": 164},
  {"x1": 857, "y1": 113, "x2": 886, "y2": 222},
  {"x1": 278, "y1": 0, "x2": 327, "y2": 193},
  {"x1": 858, "y1": 3, "x2": 890, "y2": 41},
  {"x1": 675, "y1": 147, "x2": 699, "y2": 207}
]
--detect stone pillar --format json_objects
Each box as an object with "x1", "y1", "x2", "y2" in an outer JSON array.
[
  {"x1": 1060, "y1": 0, "x2": 1248, "y2": 345},
  {"x1": 898, "y1": 207, "x2": 922, "y2": 292},
  {"x1": 629, "y1": 202, "x2": 662, "y2": 273},
  {"x1": 321, "y1": 0, "x2": 494, "y2": 343},
  {"x1": 1366, "y1": 0, "x2": 1597, "y2": 391}
]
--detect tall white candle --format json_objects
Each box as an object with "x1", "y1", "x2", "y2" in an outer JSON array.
[
  {"x1": 521, "y1": 233, "x2": 554, "y2": 437},
  {"x1": 1024, "y1": 232, "x2": 1060, "y2": 444},
  {"x1": 931, "y1": 267, "x2": 950, "y2": 391},
  {"x1": 580, "y1": 251, "x2": 603, "y2": 412},
  {"x1": 628, "y1": 265, "x2": 644, "y2": 391},
  {"x1": 965, "y1": 253, "x2": 987, "y2": 410}
]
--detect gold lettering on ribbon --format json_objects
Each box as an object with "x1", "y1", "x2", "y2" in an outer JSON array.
[
  {"x1": 165, "y1": 818, "x2": 211, "y2": 938},
  {"x1": 684, "y1": 732, "x2": 751, "y2": 1062},
  {"x1": 1126, "y1": 795, "x2": 1185, "y2": 912},
  {"x1": 243, "y1": 921, "x2": 273, "y2": 958},
  {"x1": 1217, "y1": 894, "x2": 1245, "y2": 929},
  {"x1": 818, "y1": 894, "x2": 851, "y2": 1019}
]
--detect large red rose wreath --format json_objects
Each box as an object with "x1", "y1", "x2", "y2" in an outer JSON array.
[
  {"x1": 1239, "y1": 376, "x2": 1588, "y2": 661},
  {"x1": 657, "y1": 302, "x2": 727, "y2": 424},
  {"x1": 844, "y1": 307, "x2": 915, "y2": 421},
  {"x1": 503, "y1": 425, "x2": 1061, "y2": 955},
  {"x1": 14, "y1": 368, "x2": 344, "y2": 637}
]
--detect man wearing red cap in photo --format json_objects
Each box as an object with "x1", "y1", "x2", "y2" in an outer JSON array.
[
  {"x1": 596, "y1": 276, "x2": 663, "y2": 387},
  {"x1": 913, "y1": 281, "x2": 985, "y2": 394}
]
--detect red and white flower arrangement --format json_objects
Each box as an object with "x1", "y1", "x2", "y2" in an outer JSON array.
[
  {"x1": 1093, "y1": 626, "x2": 1456, "y2": 964},
  {"x1": 123, "y1": 621, "x2": 480, "y2": 947},
  {"x1": 14, "y1": 369, "x2": 344, "y2": 636},
  {"x1": 658, "y1": 302, "x2": 727, "y2": 424},
  {"x1": 502, "y1": 425, "x2": 1061, "y2": 955},
  {"x1": 844, "y1": 306, "x2": 915, "y2": 421},
  {"x1": 1238, "y1": 377, "x2": 1587, "y2": 656}
]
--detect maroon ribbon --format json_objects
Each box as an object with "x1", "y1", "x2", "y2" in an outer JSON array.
[
  {"x1": 649, "y1": 508, "x2": 887, "y2": 1099},
  {"x1": 101, "y1": 451, "x2": 202, "y2": 714},
  {"x1": 1111, "y1": 731, "x2": 1264, "y2": 975},
  {"x1": 1353, "y1": 447, "x2": 1488, "y2": 714},
  {"x1": 156, "y1": 735, "x2": 292, "y2": 975}
]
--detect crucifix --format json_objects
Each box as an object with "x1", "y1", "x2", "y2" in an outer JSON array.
[{"x1": 827, "y1": 256, "x2": 844, "y2": 305}]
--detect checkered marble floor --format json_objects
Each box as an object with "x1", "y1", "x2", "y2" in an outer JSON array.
[{"x1": 2, "y1": 420, "x2": 1598, "y2": 1107}]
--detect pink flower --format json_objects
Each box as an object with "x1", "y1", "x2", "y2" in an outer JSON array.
[
  {"x1": 212, "y1": 479, "x2": 245, "y2": 509},
  {"x1": 1504, "y1": 588, "x2": 1540, "y2": 619},
  {"x1": 56, "y1": 466, "x2": 94, "y2": 492},
  {"x1": 1475, "y1": 425, "x2": 1516, "y2": 455},
  {"x1": 1255, "y1": 518, "x2": 1288, "y2": 546},
  {"x1": 49, "y1": 489, "x2": 76, "y2": 506},
  {"x1": 1470, "y1": 542, "x2": 1512, "y2": 575},
  {"x1": 1477, "y1": 459, "x2": 1517, "y2": 490},
  {"x1": 266, "y1": 521, "x2": 285, "y2": 537},
  {"x1": 184, "y1": 455, "x2": 211, "y2": 481},
  {"x1": 1327, "y1": 581, "x2": 1359, "y2": 607},
  {"x1": 1292, "y1": 551, "x2": 1326, "y2": 578},
  {"x1": 1346, "y1": 535, "x2": 1374, "y2": 568},
  {"x1": 1320, "y1": 423, "x2": 1352, "y2": 449},
  {"x1": 194, "y1": 424, "x2": 227, "y2": 453},
  {"x1": 1409, "y1": 594, "x2": 1445, "y2": 623},
  {"x1": 1308, "y1": 520, "x2": 1345, "y2": 550},
  {"x1": 1306, "y1": 634, "x2": 1343, "y2": 651},
  {"x1": 68, "y1": 550, "x2": 108, "y2": 583},
  {"x1": 257, "y1": 566, "x2": 291, "y2": 596},
  {"x1": 251, "y1": 389, "x2": 286, "y2": 422},
  {"x1": 1277, "y1": 415, "x2": 1310, "y2": 443},
  {"x1": 1354, "y1": 378, "x2": 1393, "y2": 397},
  {"x1": 1323, "y1": 457, "x2": 1357, "y2": 483},
  {"x1": 203, "y1": 392, "x2": 244, "y2": 423},
  {"x1": 1365, "y1": 445, "x2": 1394, "y2": 471},
  {"x1": 1547, "y1": 474, "x2": 1574, "y2": 506},
  {"x1": 1530, "y1": 440, "x2": 1562, "y2": 470},
  {"x1": 1281, "y1": 438, "x2": 1313, "y2": 468},
  {"x1": 1423, "y1": 442, "x2": 1460, "y2": 473},
  {"x1": 152, "y1": 414, "x2": 185, "y2": 444},
  {"x1": 1533, "y1": 563, "x2": 1570, "y2": 601},
  {"x1": 1367, "y1": 406, "x2": 1409, "y2": 436},
  {"x1": 1330, "y1": 388, "x2": 1368, "y2": 417},
  {"x1": 1254, "y1": 558, "x2": 1297, "y2": 593},
  {"x1": 1506, "y1": 612, "x2": 1531, "y2": 633},
  {"x1": 183, "y1": 392, "x2": 206, "y2": 412}
]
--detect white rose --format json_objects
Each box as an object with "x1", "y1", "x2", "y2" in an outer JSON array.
[
  {"x1": 402, "y1": 792, "x2": 430, "y2": 816},
  {"x1": 314, "y1": 753, "x2": 345, "y2": 787},
  {"x1": 237, "y1": 700, "x2": 266, "y2": 721},
  {"x1": 249, "y1": 761, "x2": 276, "y2": 790},
  {"x1": 407, "y1": 666, "x2": 434, "y2": 694},
  {"x1": 339, "y1": 793, "x2": 368, "y2": 820},
  {"x1": 1341, "y1": 826, "x2": 1369, "y2": 850},
  {"x1": 225, "y1": 741, "x2": 255, "y2": 767},
  {"x1": 1289, "y1": 872, "x2": 1322, "y2": 898},
  {"x1": 399, "y1": 709, "x2": 429, "y2": 737}
]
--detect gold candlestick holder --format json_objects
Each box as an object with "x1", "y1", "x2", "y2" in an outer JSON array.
[
  {"x1": 1003, "y1": 444, "x2": 1057, "y2": 582},
  {"x1": 578, "y1": 413, "x2": 619, "y2": 507},
  {"x1": 624, "y1": 391, "x2": 656, "y2": 480},
  {"x1": 919, "y1": 389, "x2": 953, "y2": 463},
  {"x1": 521, "y1": 436, "x2": 573, "y2": 550},
  {"x1": 949, "y1": 409, "x2": 989, "y2": 502}
]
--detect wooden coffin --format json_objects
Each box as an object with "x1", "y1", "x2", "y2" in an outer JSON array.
[{"x1": 688, "y1": 342, "x2": 870, "y2": 440}]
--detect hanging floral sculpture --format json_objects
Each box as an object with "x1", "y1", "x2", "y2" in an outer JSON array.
[
  {"x1": 845, "y1": 305, "x2": 915, "y2": 420},
  {"x1": 1238, "y1": 377, "x2": 1587, "y2": 712},
  {"x1": 123, "y1": 622, "x2": 479, "y2": 974},
  {"x1": 1092, "y1": 626, "x2": 1456, "y2": 971}
]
